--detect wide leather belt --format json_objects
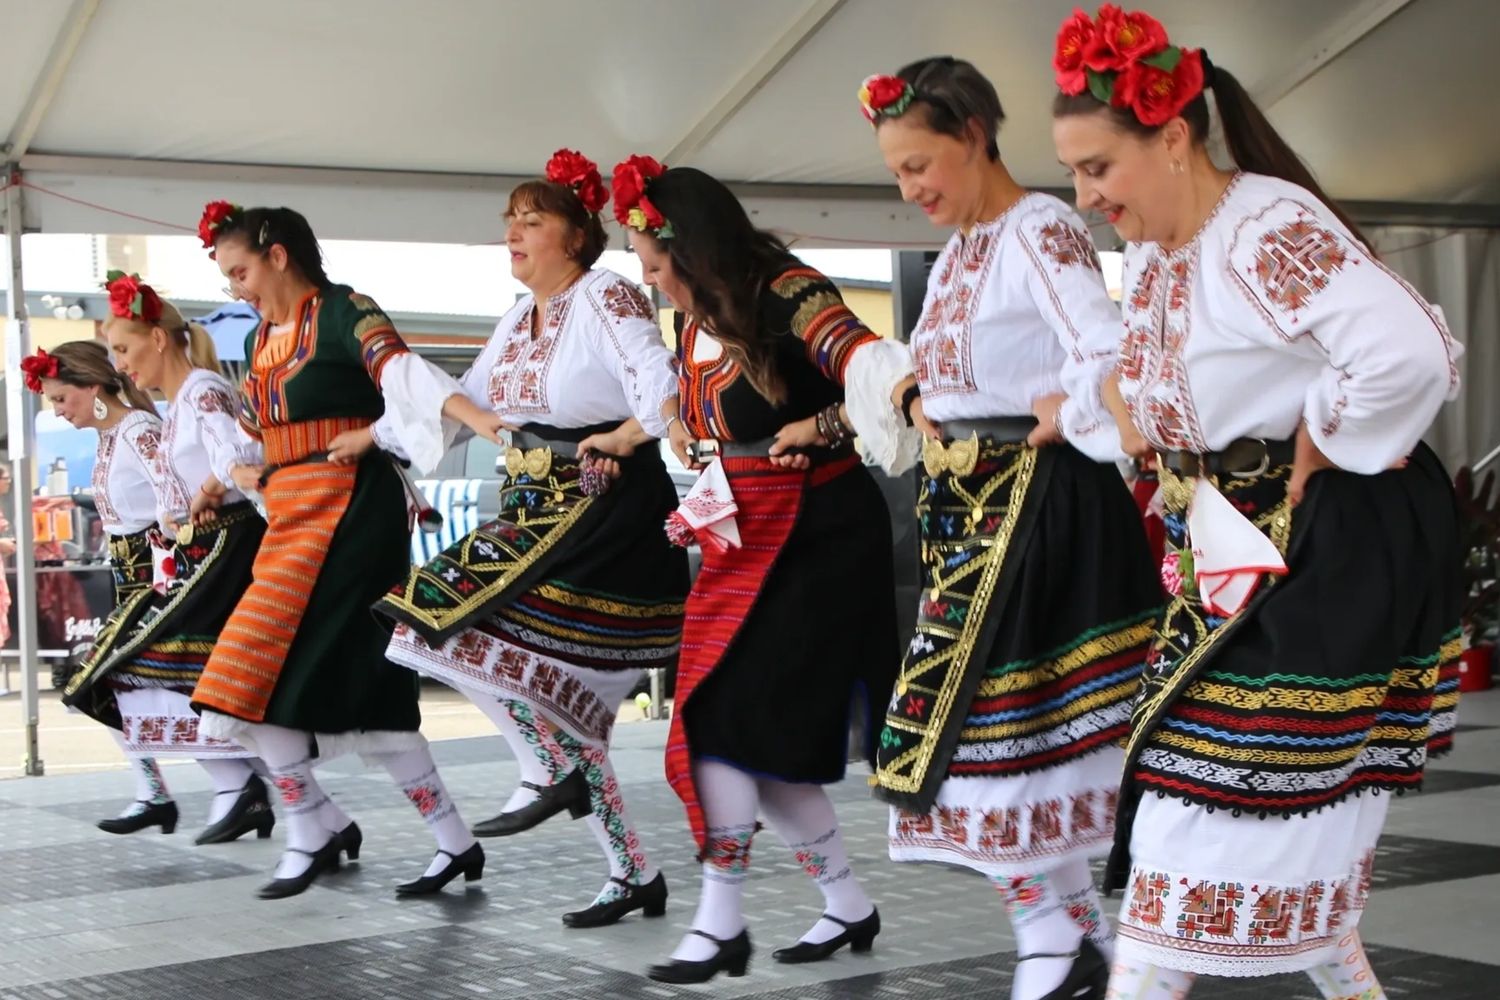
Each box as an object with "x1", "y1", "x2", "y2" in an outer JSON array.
[
  {"x1": 505, "y1": 423, "x2": 615, "y2": 480},
  {"x1": 1158, "y1": 437, "x2": 1294, "y2": 479},
  {"x1": 922, "y1": 416, "x2": 1037, "y2": 477},
  {"x1": 690, "y1": 437, "x2": 853, "y2": 463}
]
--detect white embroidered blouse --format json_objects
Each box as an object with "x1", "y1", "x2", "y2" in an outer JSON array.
[
  {"x1": 466, "y1": 268, "x2": 677, "y2": 435},
  {"x1": 1117, "y1": 172, "x2": 1462, "y2": 474},
  {"x1": 156, "y1": 368, "x2": 262, "y2": 528},
  {"x1": 910, "y1": 192, "x2": 1125, "y2": 462},
  {"x1": 93, "y1": 409, "x2": 162, "y2": 536}
]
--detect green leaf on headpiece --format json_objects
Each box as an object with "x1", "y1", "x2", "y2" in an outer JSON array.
[
  {"x1": 657, "y1": 222, "x2": 676, "y2": 240},
  {"x1": 105, "y1": 269, "x2": 126, "y2": 283},
  {"x1": 132, "y1": 292, "x2": 145, "y2": 315},
  {"x1": 1141, "y1": 46, "x2": 1182, "y2": 72},
  {"x1": 1086, "y1": 68, "x2": 1115, "y2": 105}
]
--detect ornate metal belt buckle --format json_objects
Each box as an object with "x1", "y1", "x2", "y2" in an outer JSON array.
[
  {"x1": 504, "y1": 446, "x2": 552, "y2": 480},
  {"x1": 922, "y1": 432, "x2": 980, "y2": 478},
  {"x1": 175, "y1": 522, "x2": 195, "y2": 546}
]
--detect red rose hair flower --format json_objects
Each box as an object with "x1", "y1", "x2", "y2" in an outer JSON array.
[
  {"x1": 20, "y1": 348, "x2": 59, "y2": 393},
  {"x1": 610, "y1": 155, "x2": 672, "y2": 238},
  {"x1": 1053, "y1": 5, "x2": 1204, "y2": 127},
  {"x1": 103, "y1": 270, "x2": 165, "y2": 324},
  {"x1": 198, "y1": 200, "x2": 241, "y2": 257},
  {"x1": 857, "y1": 74, "x2": 915, "y2": 124},
  {"x1": 544, "y1": 149, "x2": 610, "y2": 215}
]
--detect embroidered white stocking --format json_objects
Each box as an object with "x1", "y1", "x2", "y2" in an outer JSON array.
[
  {"x1": 670, "y1": 760, "x2": 759, "y2": 963},
  {"x1": 111, "y1": 731, "x2": 171, "y2": 814},
  {"x1": 196, "y1": 757, "x2": 257, "y2": 824},
  {"x1": 553, "y1": 727, "x2": 656, "y2": 905},
  {"x1": 1305, "y1": 931, "x2": 1388, "y2": 1000},
  {"x1": 370, "y1": 744, "x2": 475, "y2": 878},
  {"x1": 1105, "y1": 940, "x2": 1196, "y2": 999},
  {"x1": 758, "y1": 779, "x2": 874, "y2": 945},
  {"x1": 1051, "y1": 856, "x2": 1115, "y2": 960},
  {"x1": 245, "y1": 724, "x2": 334, "y2": 879},
  {"x1": 470, "y1": 692, "x2": 569, "y2": 811},
  {"x1": 995, "y1": 871, "x2": 1085, "y2": 1000}
]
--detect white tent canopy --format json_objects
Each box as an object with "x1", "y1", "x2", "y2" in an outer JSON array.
[{"x1": 4, "y1": 0, "x2": 1499, "y2": 247}]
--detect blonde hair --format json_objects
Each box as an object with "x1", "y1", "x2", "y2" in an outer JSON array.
[
  {"x1": 47, "y1": 340, "x2": 157, "y2": 412},
  {"x1": 105, "y1": 299, "x2": 222, "y2": 372}
]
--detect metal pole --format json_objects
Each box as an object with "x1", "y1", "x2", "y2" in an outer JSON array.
[{"x1": 4, "y1": 163, "x2": 44, "y2": 775}]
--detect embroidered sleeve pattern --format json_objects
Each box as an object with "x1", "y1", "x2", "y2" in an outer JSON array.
[
  {"x1": 348, "y1": 291, "x2": 410, "y2": 390},
  {"x1": 1228, "y1": 197, "x2": 1461, "y2": 472},
  {"x1": 767, "y1": 266, "x2": 878, "y2": 385},
  {"x1": 189, "y1": 374, "x2": 262, "y2": 484},
  {"x1": 585, "y1": 274, "x2": 677, "y2": 436},
  {"x1": 1017, "y1": 206, "x2": 1124, "y2": 460},
  {"x1": 910, "y1": 234, "x2": 984, "y2": 397}
]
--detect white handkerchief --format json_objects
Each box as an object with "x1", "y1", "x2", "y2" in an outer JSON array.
[
  {"x1": 1188, "y1": 477, "x2": 1288, "y2": 617},
  {"x1": 151, "y1": 544, "x2": 176, "y2": 595},
  {"x1": 667, "y1": 459, "x2": 741, "y2": 553}
]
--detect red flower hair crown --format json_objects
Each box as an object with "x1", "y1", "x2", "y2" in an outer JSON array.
[
  {"x1": 198, "y1": 200, "x2": 242, "y2": 258},
  {"x1": 20, "y1": 348, "x2": 58, "y2": 393},
  {"x1": 857, "y1": 74, "x2": 915, "y2": 125},
  {"x1": 104, "y1": 270, "x2": 165, "y2": 324},
  {"x1": 545, "y1": 149, "x2": 610, "y2": 215},
  {"x1": 610, "y1": 155, "x2": 673, "y2": 239},
  {"x1": 1054, "y1": 5, "x2": 1205, "y2": 128}
]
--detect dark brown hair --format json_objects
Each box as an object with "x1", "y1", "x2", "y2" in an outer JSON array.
[
  {"x1": 212, "y1": 206, "x2": 333, "y2": 287},
  {"x1": 507, "y1": 181, "x2": 608, "y2": 269},
  {"x1": 878, "y1": 56, "x2": 1005, "y2": 160},
  {"x1": 47, "y1": 340, "x2": 156, "y2": 412},
  {"x1": 636, "y1": 167, "x2": 795, "y2": 404},
  {"x1": 1053, "y1": 66, "x2": 1370, "y2": 250}
]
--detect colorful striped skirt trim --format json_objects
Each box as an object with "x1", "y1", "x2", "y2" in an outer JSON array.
[
  {"x1": 1108, "y1": 443, "x2": 1464, "y2": 892},
  {"x1": 64, "y1": 506, "x2": 264, "y2": 729},
  {"x1": 875, "y1": 440, "x2": 1159, "y2": 814}
]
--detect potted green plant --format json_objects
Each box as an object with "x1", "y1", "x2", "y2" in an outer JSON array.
[{"x1": 1455, "y1": 465, "x2": 1499, "y2": 691}]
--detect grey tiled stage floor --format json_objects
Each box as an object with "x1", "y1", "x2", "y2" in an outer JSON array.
[{"x1": 2, "y1": 691, "x2": 1498, "y2": 999}]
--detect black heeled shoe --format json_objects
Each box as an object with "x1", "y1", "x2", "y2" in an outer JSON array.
[
  {"x1": 471, "y1": 770, "x2": 590, "y2": 837},
  {"x1": 256, "y1": 838, "x2": 342, "y2": 900},
  {"x1": 562, "y1": 872, "x2": 668, "y2": 928},
  {"x1": 195, "y1": 776, "x2": 275, "y2": 845},
  {"x1": 646, "y1": 929, "x2": 752, "y2": 984},
  {"x1": 98, "y1": 800, "x2": 178, "y2": 835},
  {"x1": 1030, "y1": 938, "x2": 1109, "y2": 1000},
  {"x1": 395, "y1": 843, "x2": 485, "y2": 896},
  {"x1": 771, "y1": 907, "x2": 880, "y2": 963},
  {"x1": 337, "y1": 821, "x2": 363, "y2": 862}
]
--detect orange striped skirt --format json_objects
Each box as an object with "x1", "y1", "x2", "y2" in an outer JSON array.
[{"x1": 192, "y1": 460, "x2": 357, "y2": 722}]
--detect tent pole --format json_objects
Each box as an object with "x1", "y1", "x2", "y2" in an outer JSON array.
[{"x1": 3, "y1": 164, "x2": 44, "y2": 775}]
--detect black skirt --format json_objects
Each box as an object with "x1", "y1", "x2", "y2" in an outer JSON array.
[{"x1": 684, "y1": 461, "x2": 899, "y2": 783}]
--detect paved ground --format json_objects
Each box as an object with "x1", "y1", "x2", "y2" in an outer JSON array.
[{"x1": 0, "y1": 686, "x2": 1496, "y2": 999}]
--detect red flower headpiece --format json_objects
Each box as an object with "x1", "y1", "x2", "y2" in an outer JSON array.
[
  {"x1": 544, "y1": 149, "x2": 610, "y2": 215},
  {"x1": 610, "y1": 155, "x2": 673, "y2": 239},
  {"x1": 198, "y1": 200, "x2": 242, "y2": 258},
  {"x1": 20, "y1": 348, "x2": 59, "y2": 394},
  {"x1": 103, "y1": 270, "x2": 165, "y2": 324},
  {"x1": 1054, "y1": 5, "x2": 1204, "y2": 127},
  {"x1": 857, "y1": 74, "x2": 916, "y2": 125}
]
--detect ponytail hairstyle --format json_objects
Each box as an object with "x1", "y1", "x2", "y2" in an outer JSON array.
[
  {"x1": 859, "y1": 56, "x2": 1006, "y2": 160},
  {"x1": 101, "y1": 271, "x2": 222, "y2": 373},
  {"x1": 200, "y1": 201, "x2": 331, "y2": 287},
  {"x1": 1051, "y1": 5, "x2": 1370, "y2": 250},
  {"x1": 38, "y1": 340, "x2": 157, "y2": 412}
]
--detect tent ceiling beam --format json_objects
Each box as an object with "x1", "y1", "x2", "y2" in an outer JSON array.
[
  {"x1": 664, "y1": 0, "x2": 846, "y2": 166},
  {"x1": 1254, "y1": 0, "x2": 1414, "y2": 110},
  {"x1": 2, "y1": 0, "x2": 101, "y2": 161}
]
